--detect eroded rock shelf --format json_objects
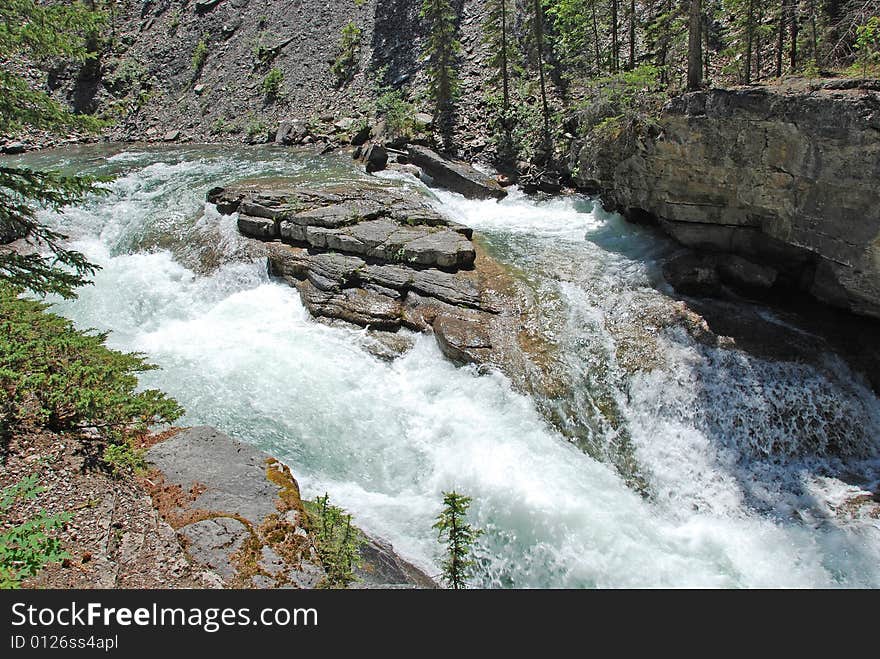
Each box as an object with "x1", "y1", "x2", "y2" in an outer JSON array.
[{"x1": 208, "y1": 180, "x2": 526, "y2": 367}]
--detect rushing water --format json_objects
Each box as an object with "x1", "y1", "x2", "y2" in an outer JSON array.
[{"x1": 13, "y1": 144, "x2": 880, "y2": 587}]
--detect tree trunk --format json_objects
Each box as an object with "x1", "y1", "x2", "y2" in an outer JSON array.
[
  {"x1": 745, "y1": 0, "x2": 755, "y2": 83},
  {"x1": 501, "y1": 0, "x2": 509, "y2": 117},
  {"x1": 592, "y1": 1, "x2": 602, "y2": 76},
  {"x1": 703, "y1": 12, "x2": 710, "y2": 80},
  {"x1": 611, "y1": 0, "x2": 619, "y2": 74},
  {"x1": 687, "y1": 0, "x2": 702, "y2": 90},
  {"x1": 629, "y1": 0, "x2": 636, "y2": 70},
  {"x1": 533, "y1": 0, "x2": 550, "y2": 143},
  {"x1": 789, "y1": 0, "x2": 798, "y2": 70},
  {"x1": 776, "y1": 0, "x2": 785, "y2": 77},
  {"x1": 809, "y1": 0, "x2": 819, "y2": 65}
]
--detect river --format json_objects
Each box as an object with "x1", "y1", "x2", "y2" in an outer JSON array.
[{"x1": 15, "y1": 144, "x2": 880, "y2": 587}]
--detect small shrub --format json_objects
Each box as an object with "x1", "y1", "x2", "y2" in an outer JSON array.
[
  {"x1": 168, "y1": 8, "x2": 180, "y2": 35},
  {"x1": 262, "y1": 67, "x2": 283, "y2": 99},
  {"x1": 102, "y1": 440, "x2": 146, "y2": 478},
  {"x1": 855, "y1": 17, "x2": 880, "y2": 78},
  {"x1": 191, "y1": 38, "x2": 208, "y2": 74},
  {"x1": 0, "y1": 476, "x2": 70, "y2": 589},
  {"x1": 211, "y1": 117, "x2": 241, "y2": 135},
  {"x1": 376, "y1": 88, "x2": 416, "y2": 137},
  {"x1": 331, "y1": 21, "x2": 363, "y2": 86},
  {"x1": 251, "y1": 32, "x2": 277, "y2": 68},
  {"x1": 245, "y1": 119, "x2": 268, "y2": 142},
  {"x1": 802, "y1": 58, "x2": 821, "y2": 79},
  {"x1": 103, "y1": 58, "x2": 145, "y2": 94},
  {"x1": 305, "y1": 493, "x2": 363, "y2": 588}
]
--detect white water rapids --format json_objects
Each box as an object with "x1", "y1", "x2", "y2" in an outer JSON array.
[{"x1": 20, "y1": 145, "x2": 880, "y2": 587}]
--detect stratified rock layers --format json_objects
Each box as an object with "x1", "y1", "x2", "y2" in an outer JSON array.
[
  {"x1": 208, "y1": 181, "x2": 524, "y2": 368},
  {"x1": 573, "y1": 84, "x2": 880, "y2": 318}
]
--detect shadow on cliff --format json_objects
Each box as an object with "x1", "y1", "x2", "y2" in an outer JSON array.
[
  {"x1": 371, "y1": 0, "x2": 465, "y2": 151},
  {"x1": 370, "y1": 0, "x2": 422, "y2": 87}
]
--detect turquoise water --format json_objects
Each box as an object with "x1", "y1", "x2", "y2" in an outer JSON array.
[{"x1": 18, "y1": 144, "x2": 880, "y2": 587}]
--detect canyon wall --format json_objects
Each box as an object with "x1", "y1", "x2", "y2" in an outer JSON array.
[{"x1": 573, "y1": 81, "x2": 880, "y2": 319}]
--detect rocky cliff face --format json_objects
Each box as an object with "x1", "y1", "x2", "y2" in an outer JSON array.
[
  {"x1": 48, "y1": 0, "x2": 492, "y2": 154},
  {"x1": 573, "y1": 81, "x2": 880, "y2": 319}
]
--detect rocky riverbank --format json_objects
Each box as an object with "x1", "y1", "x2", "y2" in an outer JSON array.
[
  {"x1": 572, "y1": 79, "x2": 880, "y2": 320},
  {"x1": 145, "y1": 426, "x2": 435, "y2": 588},
  {"x1": 1, "y1": 426, "x2": 433, "y2": 589}
]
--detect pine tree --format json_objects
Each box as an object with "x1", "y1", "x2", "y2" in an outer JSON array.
[
  {"x1": 0, "y1": 0, "x2": 106, "y2": 299},
  {"x1": 485, "y1": 0, "x2": 513, "y2": 118},
  {"x1": 687, "y1": 0, "x2": 703, "y2": 89},
  {"x1": 433, "y1": 491, "x2": 482, "y2": 590},
  {"x1": 532, "y1": 0, "x2": 551, "y2": 145},
  {"x1": 420, "y1": 0, "x2": 461, "y2": 145}
]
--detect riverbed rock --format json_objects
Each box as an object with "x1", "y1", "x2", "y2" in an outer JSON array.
[
  {"x1": 433, "y1": 314, "x2": 493, "y2": 364},
  {"x1": 407, "y1": 145, "x2": 507, "y2": 200},
  {"x1": 214, "y1": 179, "x2": 533, "y2": 399},
  {"x1": 572, "y1": 82, "x2": 880, "y2": 319},
  {"x1": 275, "y1": 119, "x2": 309, "y2": 145},
  {"x1": 359, "y1": 142, "x2": 388, "y2": 173},
  {"x1": 146, "y1": 426, "x2": 434, "y2": 588},
  {"x1": 212, "y1": 181, "x2": 476, "y2": 269},
  {"x1": 237, "y1": 214, "x2": 278, "y2": 239}
]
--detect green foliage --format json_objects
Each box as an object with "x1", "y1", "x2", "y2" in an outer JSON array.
[
  {"x1": 103, "y1": 58, "x2": 146, "y2": 95},
  {"x1": 0, "y1": 285, "x2": 184, "y2": 443},
  {"x1": 306, "y1": 493, "x2": 363, "y2": 588},
  {"x1": 251, "y1": 32, "x2": 278, "y2": 69},
  {"x1": 591, "y1": 64, "x2": 665, "y2": 114},
  {"x1": 0, "y1": 0, "x2": 108, "y2": 299},
  {"x1": 245, "y1": 119, "x2": 268, "y2": 141},
  {"x1": 102, "y1": 440, "x2": 146, "y2": 477},
  {"x1": 210, "y1": 117, "x2": 241, "y2": 135},
  {"x1": 0, "y1": 167, "x2": 108, "y2": 299},
  {"x1": 0, "y1": 0, "x2": 106, "y2": 136},
  {"x1": 331, "y1": 21, "x2": 363, "y2": 86},
  {"x1": 433, "y1": 490, "x2": 482, "y2": 589},
  {"x1": 262, "y1": 67, "x2": 284, "y2": 99},
  {"x1": 420, "y1": 0, "x2": 461, "y2": 113},
  {"x1": 191, "y1": 38, "x2": 208, "y2": 74},
  {"x1": 0, "y1": 476, "x2": 70, "y2": 589},
  {"x1": 543, "y1": 0, "x2": 598, "y2": 74},
  {"x1": 168, "y1": 7, "x2": 181, "y2": 35},
  {"x1": 855, "y1": 17, "x2": 880, "y2": 77},
  {"x1": 802, "y1": 58, "x2": 821, "y2": 79},
  {"x1": 376, "y1": 88, "x2": 417, "y2": 138}
]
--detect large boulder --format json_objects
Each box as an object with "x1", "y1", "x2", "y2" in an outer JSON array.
[
  {"x1": 407, "y1": 145, "x2": 507, "y2": 200},
  {"x1": 274, "y1": 119, "x2": 309, "y2": 145},
  {"x1": 354, "y1": 142, "x2": 388, "y2": 173}
]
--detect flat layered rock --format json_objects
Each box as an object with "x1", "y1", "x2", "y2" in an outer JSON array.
[
  {"x1": 407, "y1": 145, "x2": 507, "y2": 201},
  {"x1": 211, "y1": 181, "x2": 475, "y2": 270},
  {"x1": 215, "y1": 180, "x2": 529, "y2": 379},
  {"x1": 298, "y1": 280, "x2": 403, "y2": 331}
]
